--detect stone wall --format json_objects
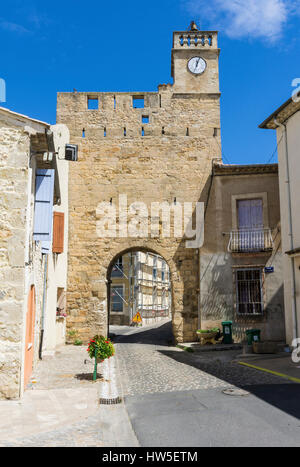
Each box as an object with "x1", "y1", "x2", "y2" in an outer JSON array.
[
  {"x1": 0, "y1": 119, "x2": 29, "y2": 398},
  {"x1": 0, "y1": 115, "x2": 46, "y2": 399},
  {"x1": 57, "y1": 84, "x2": 221, "y2": 343}
]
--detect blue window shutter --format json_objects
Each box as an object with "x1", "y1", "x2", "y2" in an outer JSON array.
[{"x1": 33, "y1": 169, "x2": 55, "y2": 254}]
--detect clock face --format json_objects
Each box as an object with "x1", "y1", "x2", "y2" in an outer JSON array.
[{"x1": 188, "y1": 57, "x2": 207, "y2": 75}]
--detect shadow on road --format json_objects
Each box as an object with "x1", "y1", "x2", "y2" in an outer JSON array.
[
  {"x1": 158, "y1": 348, "x2": 300, "y2": 420},
  {"x1": 110, "y1": 320, "x2": 174, "y2": 346}
]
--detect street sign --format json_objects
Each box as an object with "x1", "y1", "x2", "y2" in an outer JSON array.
[
  {"x1": 132, "y1": 312, "x2": 142, "y2": 324},
  {"x1": 265, "y1": 267, "x2": 274, "y2": 273}
]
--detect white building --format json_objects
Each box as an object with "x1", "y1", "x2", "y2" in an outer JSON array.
[
  {"x1": 110, "y1": 251, "x2": 171, "y2": 326},
  {"x1": 260, "y1": 95, "x2": 300, "y2": 347},
  {"x1": 0, "y1": 107, "x2": 70, "y2": 399}
]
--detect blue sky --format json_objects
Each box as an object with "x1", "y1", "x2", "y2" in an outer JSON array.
[{"x1": 1, "y1": 0, "x2": 300, "y2": 164}]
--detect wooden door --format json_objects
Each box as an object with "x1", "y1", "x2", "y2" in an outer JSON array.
[{"x1": 24, "y1": 286, "x2": 36, "y2": 389}]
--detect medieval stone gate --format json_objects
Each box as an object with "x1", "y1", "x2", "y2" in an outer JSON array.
[{"x1": 57, "y1": 26, "x2": 221, "y2": 343}]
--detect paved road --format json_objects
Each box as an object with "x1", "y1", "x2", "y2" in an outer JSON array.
[{"x1": 112, "y1": 320, "x2": 300, "y2": 447}]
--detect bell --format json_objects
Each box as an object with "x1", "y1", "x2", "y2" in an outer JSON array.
[{"x1": 189, "y1": 21, "x2": 199, "y2": 31}]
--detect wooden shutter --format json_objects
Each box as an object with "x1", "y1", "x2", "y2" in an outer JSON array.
[
  {"x1": 33, "y1": 169, "x2": 55, "y2": 254},
  {"x1": 52, "y1": 212, "x2": 64, "y2": 254}
]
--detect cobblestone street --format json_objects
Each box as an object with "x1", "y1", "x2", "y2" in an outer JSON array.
[
  {"x1": 0, "y1": 319, "x2": 298, "y2": 447},
  {"x1": 113, "y1": 319, "x2": 289, "y2": 397}
]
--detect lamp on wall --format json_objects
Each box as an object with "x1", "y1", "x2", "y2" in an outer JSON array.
[{"x1": 65, "y1": 144, "x2": 78, "y2": 161}]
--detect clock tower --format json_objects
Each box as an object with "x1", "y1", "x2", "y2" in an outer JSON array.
[{"x1": 171, "y1": 22, "x2": 220, "y2": 95}]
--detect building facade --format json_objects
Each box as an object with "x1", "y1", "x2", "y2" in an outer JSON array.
[
  {"x1": 260, "y1": 96, "x2": 300, "y2": 346},
  {"x1": 0, "y1": 107, "x2": 69, "y2": 399},
  {"x1": 200, "y1": 162, "x2": 285, "y2": 343},
  {"x1": 57, "y1": 25, "x2": 222, "y2": 344},
  {"x1": 110, "y1": 251, "x2": 171, "y2": 326}
]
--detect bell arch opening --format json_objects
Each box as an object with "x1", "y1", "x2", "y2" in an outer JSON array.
[{"x1": 106, "y1": 247, "x2": 173, "y2": 340}]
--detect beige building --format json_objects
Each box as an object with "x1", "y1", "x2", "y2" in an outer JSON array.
[
  {"x1": 260, "y1": 96, "x2": 300, "y2": 347},
  {"x1": 0, "y1": 107, "x2": 69, "y2": 399},
  {"x1": 110, "y1": 251, "x2": 171, "y2": 326},
  {"x1": 201, "y1": 162, "x2": 285, "y2": 343},
  {"x1": 58, "y1": 24, "x2": 222, "y2": 344}
]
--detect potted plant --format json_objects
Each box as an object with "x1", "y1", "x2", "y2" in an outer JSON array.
[
  {"x1": 196, "y1": 328, "x2": 219, "y2": 345},
  {"x1": 87, "y1": 335, "x2": 115, "y2": 381}
]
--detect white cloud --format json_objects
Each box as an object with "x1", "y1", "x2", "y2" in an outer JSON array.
[
  {"x1": 0, "y1": 19, "x2": 30, "y2": 34},
  {"x1": 186, "y1": 0, "x2": 299, "y2": 43}
]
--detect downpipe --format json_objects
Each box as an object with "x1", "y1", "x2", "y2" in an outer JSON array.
[{"x1": 39, "y1": 254, "x2": 48, "y2": 360}]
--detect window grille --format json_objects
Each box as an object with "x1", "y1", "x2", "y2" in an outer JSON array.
[{"x1": 236, "y1": 268, "x2": 263, "y2": 315}]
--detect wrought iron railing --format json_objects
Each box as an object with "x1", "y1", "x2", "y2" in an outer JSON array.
[{"x1": 228, "y1": 228, "x2": 273, "y2": 253}]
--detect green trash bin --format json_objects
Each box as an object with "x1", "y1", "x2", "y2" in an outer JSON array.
[
  {"x1": 246, "y1": 329, "x2": 261, "y2": 345},
  {"x1": 222, "y1": 321, "x2": 233, "y2": 344}
]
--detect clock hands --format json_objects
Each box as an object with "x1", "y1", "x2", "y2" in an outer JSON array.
[{"x1": 188, "y1": 57, "x2": 206, "y2": 74}]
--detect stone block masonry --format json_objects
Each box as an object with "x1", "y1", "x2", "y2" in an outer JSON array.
[{"x1": 57, "y1": 28, "x2": 221, "y2": 343}]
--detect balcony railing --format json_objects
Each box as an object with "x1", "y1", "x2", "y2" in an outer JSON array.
[{"x1": 228, "y1": 229, "x2": 273, "y2": 253}]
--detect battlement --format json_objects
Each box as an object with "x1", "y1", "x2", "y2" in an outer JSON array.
[{"x1": 56, "y1": 89, "x2": 221, "y2": 143}]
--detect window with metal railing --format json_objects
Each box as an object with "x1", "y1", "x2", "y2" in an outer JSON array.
[
  {"x1": 236, "y1": 268, "x2": 263, "y2": 315},
  {"x1": 228, "y1": 198, "x2": 273, "y2": 252}
]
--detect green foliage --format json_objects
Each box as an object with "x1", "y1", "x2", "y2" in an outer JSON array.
[
  {"x1": 197, "y1": 328, "x2": 219, "y2": 334},
  {"x1": 87, "y1": 335, "x2": 115, "y2": 361},
  {"x1": 176, "y1": 345, "x2": 194, "y2": 353},
  {"x1": 68, "y1": 329, "x2": 78, "y2": 337},
  {"x1": 74, "y1": 339, "x2": 83, "y2": 346}
]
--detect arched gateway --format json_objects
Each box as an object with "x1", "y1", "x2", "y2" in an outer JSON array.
[{"x1": 57, "y1": 25, "x2": 221, "y2": 343}]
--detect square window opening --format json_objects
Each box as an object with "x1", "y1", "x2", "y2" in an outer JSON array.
[
  {"x1": 133, "y1": 96, "x2": 144, "y2": 109},
  {"x1": 88, "y1": 97, "x2": 99, "y2": 110},
  {"x1": 142, "y1": 116, "x2": 149, "y2": 124}
]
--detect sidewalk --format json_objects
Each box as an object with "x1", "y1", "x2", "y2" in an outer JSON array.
[
  {"x1": 0, "y1": 345, "x2": 138, "y2": 447},
  {"x1": 237, "y1": 353, "x2": 300, "y2": 384}
]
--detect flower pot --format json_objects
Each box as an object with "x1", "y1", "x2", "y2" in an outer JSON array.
[{"x1": 196, "y1": 331, "x2": 218, "y2": 346}]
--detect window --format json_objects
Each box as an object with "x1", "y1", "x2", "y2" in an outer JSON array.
[
  {"x1": 111, "y1": 257, "x2": 123, "y2": 278},
  {"x1": 237, "y1": 199, "x2": 263, "y2": 230},
  {"x1": 88, "y1": 97, "x2": 98, "y2": 110},
  {"x1": 142, "y1": 116, "x2": 149, "y2": 124},
  {"x1": 236, "y1": 199, "x2": 264, "y2": 251},
  {"x1": 133, "y1": 96, "x2": 144, "y2": 108},
  {"x1": 153, "y1": 256, "x2": 157, "y2": 280},
  {"x1": 236, "y1": 268, "x2": 263, "y2": 315},
  {"x1": 111, "y1": 286, "x2": 124, "y2": 312}
]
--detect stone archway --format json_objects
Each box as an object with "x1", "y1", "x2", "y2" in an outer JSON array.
[
  {"x1": 106, "y1": 246, "x2": 175, "y2": 338},
  {"x1": 66, "y1": 236, "x2": 199, "y2": 345}
]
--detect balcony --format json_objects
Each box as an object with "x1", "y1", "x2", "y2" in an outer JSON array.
[{"x1": 228, "y1": 229, "x2": 273, "y2": 253}]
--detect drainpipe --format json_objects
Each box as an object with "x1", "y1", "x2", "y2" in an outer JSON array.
[
  {"x1": 274, "y1": 118, "x2": 298, "y2": 343},
  {"x1": 39, "y1": 254, "x2": 48, "y2": 360}
]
